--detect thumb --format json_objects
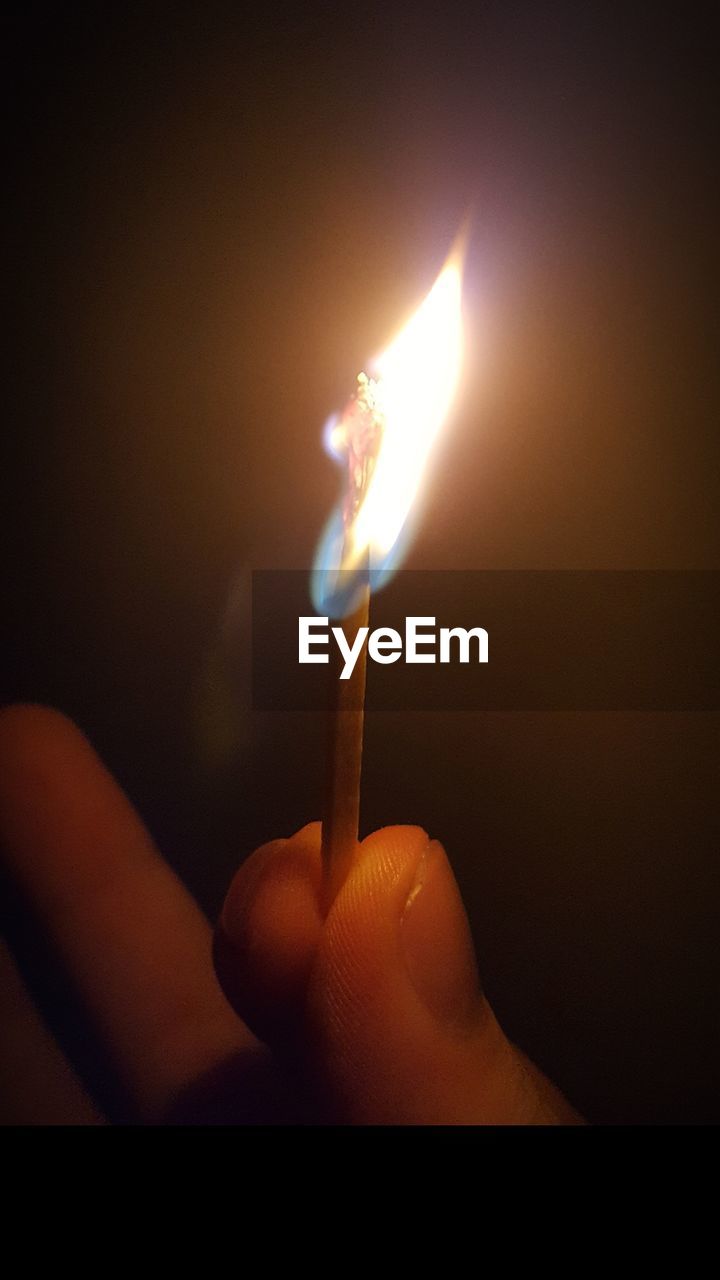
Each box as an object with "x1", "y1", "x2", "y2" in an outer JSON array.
[{"x1": 214, "y1": 822, "x2": 581, "y2": 1124}]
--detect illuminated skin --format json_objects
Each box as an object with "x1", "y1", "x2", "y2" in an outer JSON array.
[{"x1": 0, "y1": 705, "x2": 581, "y2": 1124}]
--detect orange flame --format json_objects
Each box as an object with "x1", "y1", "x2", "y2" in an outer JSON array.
[
  {"x1": 349, "y1": 246, "x2": 464, "y2": 566},
  {"x1": 313, "y1": 235, "x2": 466, "y2": 615}
]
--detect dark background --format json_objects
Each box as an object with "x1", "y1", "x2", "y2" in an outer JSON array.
[
  {"x1": 253, "y1": 570, "x2": 720, "y2": 711},
  {"x1": 2, "y1": 2, "x2": 718, "y2": 1122}
]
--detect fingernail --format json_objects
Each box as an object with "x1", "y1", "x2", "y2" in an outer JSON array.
[{"x1": 401, "y1": 839, "x2": 482, "y2": 1031}]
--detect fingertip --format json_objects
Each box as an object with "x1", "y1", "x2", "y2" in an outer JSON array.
[
  {"x1": 215, "y1": 823, "x2": 324, "y2": 1045},
  {"x1": 359, "y1": 823, "x2": 430, "y2": 856},
  {"x1": 334, "y1": 824, "x2": 431, "y2": 922},
  {"x1": 289, "y1": 820, "x2": 323, "y2": 850},
  {"x1": 0, "y1": 702, "x2": 160, "y2": 896},
  {"x1": 0, "y1": 701, "x2": 70, "y2": 735},
  {"x1": 219, "y1": 823, "x2": 322, "y2": 936},
  {"x1": 218, "y1": 838, "x2": 289, "y2": 941},
  {"x1": 0, "y1": 704, "x2": 84, "y2": 769}
]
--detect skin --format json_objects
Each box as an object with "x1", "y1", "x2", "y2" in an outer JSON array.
[{"x1": 0, "y1": 704, "x2": 581, "y2": 1125}]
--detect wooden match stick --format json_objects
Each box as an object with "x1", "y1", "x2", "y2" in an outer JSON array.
[
  {"x1": 320, "y1": 371, "x2": 382, "y2": 910},
  {"x1": 321, "y1": 582, "x2": 370, "y2": 910}
]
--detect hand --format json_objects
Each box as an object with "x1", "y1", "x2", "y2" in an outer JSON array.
[{"x1": 0, "y1": 705, "x2": 581, "y2": 1124}]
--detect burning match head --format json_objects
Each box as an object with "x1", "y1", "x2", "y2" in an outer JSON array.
[
  {"x1": 313, "y1": 237, "x2": 466, "y2": 620},
  {"x1": 340, "y1": 373, "x2": 385, "y2": 528}
]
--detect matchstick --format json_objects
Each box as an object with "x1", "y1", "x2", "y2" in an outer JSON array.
[
  {"x1": 321, "y1": 582, "x2": 370, "y2": 910},
  {"x1": 320, "y1": 371, "x2": 382, "y2": 910}
]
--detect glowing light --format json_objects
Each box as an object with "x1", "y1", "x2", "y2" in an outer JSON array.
[
  {"x1": 313, "y1": 238, "x2": 465, "y2": 615},
  {"x1": 352, "y1": 253, "x2": 463, "y2": 562}
]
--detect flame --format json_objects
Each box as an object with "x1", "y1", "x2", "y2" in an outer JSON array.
[{"x1": 313, "y1": 239, "x2": 465, "y2": 616}]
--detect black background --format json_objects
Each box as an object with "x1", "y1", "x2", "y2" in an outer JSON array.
[{"x1": 2, "y1": 2, "x2": 718, "y2": 1122}]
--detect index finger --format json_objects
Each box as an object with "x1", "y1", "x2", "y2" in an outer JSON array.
[{"x1": 0, "y1": 704, "x2": 261, "y2": 1120}]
